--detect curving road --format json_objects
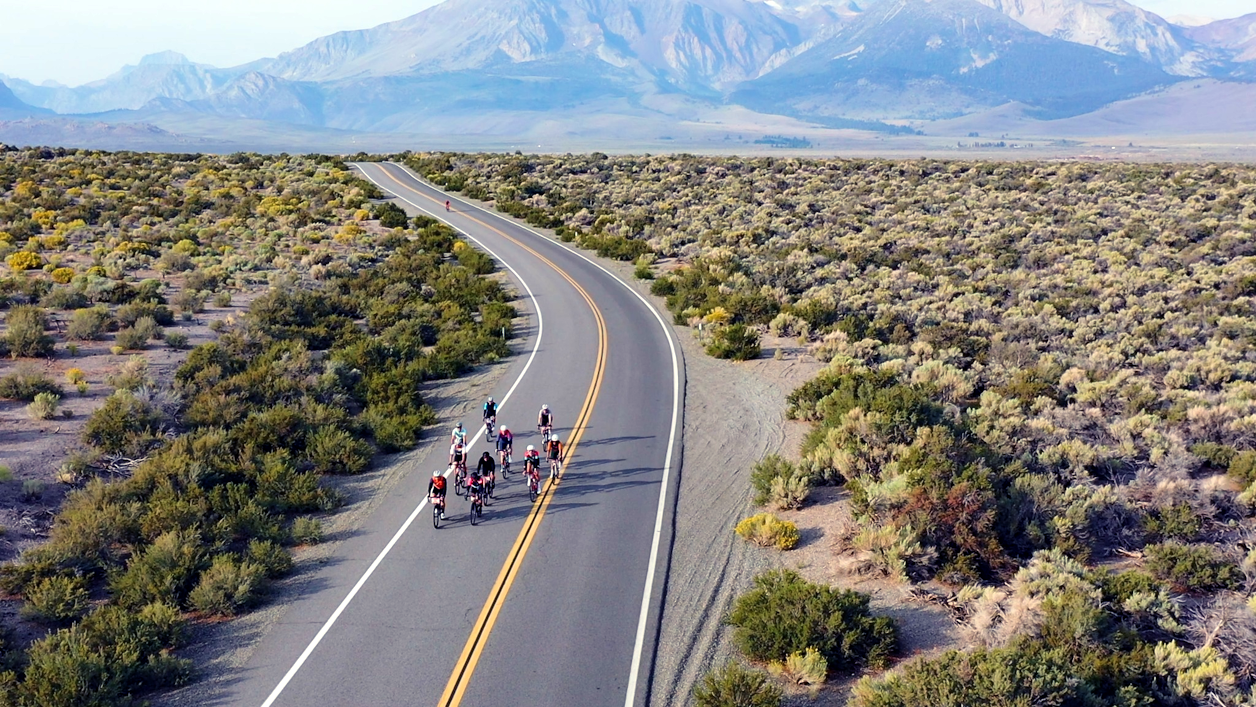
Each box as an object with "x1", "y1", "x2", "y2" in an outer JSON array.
[{"x1": 215, "y1": 162, "x2": 683, "y2": 707}]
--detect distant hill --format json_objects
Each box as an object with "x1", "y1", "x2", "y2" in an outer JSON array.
[
  {"x1": 2, "y1": 0, "x2": 1253, "y2": 148},
  {"x1": 733, "y1": 0, "x2": 1175, "y2": 122},
  {"x1": 0, "y1": 117, "x2": 222, "y2": 151}
]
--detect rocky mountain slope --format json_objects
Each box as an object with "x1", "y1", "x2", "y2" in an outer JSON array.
[{"x1": 734, "y1": 0, "x2": 1174, "y2": 121}]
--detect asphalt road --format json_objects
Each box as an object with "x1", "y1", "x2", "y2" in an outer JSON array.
[{"x1": 221, "y1": 161, "x2": 683, "y2": 707}]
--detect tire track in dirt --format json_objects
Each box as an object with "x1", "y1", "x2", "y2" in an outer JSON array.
[{"x1": 649, "y1": 341, "x2": 797, "y2": 706}]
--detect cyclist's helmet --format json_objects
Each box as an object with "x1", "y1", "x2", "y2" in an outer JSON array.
[
  {"x1": 552, "y1": 435, "x2": 560, "y2": 442},
  {"x1": 455, "y1": 422, "x2": 463, "y2": 430},
  {"x1": 488, "y1": 397, "x2": 494, "y2": 403},
  {"x1": 501, "y1": 426, "x2": 509, "y2": 433},
  {"x1": 527, "y1": 445, "x2": 535, "y2": 452},
  {"x1": 432, "y1": 469, "x2": 442, "y2": 477},
  {"x1": 542, "y1": 404, "x2": 549, "y2": 411}
]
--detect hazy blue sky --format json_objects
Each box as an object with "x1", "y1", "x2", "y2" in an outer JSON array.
[{"x1": 1, "y1": 0, "x2": 1252, "y2": 86}]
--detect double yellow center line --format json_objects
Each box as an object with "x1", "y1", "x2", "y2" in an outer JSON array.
[{"x1": 375, "y1": 167, "x2": 609, "y2": 707}]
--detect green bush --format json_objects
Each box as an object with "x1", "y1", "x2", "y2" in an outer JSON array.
[
  {"x1": 188, "y1": 555, "x2": 266, "y2": 617},
  {"x1": 291, "y1": 516, "x2": 324, "y2": 545},
  {"x1": 247, "y1": 539, "x2": 294, "y2": 578},
  {"x1": 306, "y1": 426, "x2": 372, "y2": 475},
  {"x1": 693, "y1": 662, "x2": 782, "y2": 707},
  {"x1": 27, "y1": 391, "x2": 60, "y2": 420},
  {"x1": 16, "y1": 602, "x2": 190, "y2": 707},
  {"x1": 21, "y1": 479, "x2": 44, "y2": 502},
  {"x1": 41, "y1": 286, "x2": 89, "y2": 311},
  {"x1": 750, "y1": 455, "x2": 805, "y2": 506},
  {"x1": 1144, "y1": 542, "x2": 1241, "y2": 592},
  {"x1": 1229, "y1": 451, "x2": 1256, "y2": 486},
  {"x1": 727, "y1": 569, "x2": 898, "y2": 672},
  {"x1": 4, "y1": 305, "x2": 54, "y2": 357},
  {"x1": 114, "y1": 326, "x2": 148, "y2": 351},
  {"x1": 164, "y1": 331, "x2": 189, "y2": 350},
  {"x1": 115, "y1": 301, "x2": 173, "y2": 327},
  {"x1": 849, "y1": 640, "x2": 1085, "y2": 707},
  {"x1": 67, "y1": 306, "x2": 111, "y2": 341},
  {"x1": 20, "y1": 575, "x2": 90, "y2": 625},
  {"x1": 0, "y1": 365, "x2": 63, "y2": 401},
  {"x1": 707, "y1": 324, "x2": 761, "y2": 361},
  {"x1": 736, "y1": 513, "x2": 801, "y2": 551},
  {"x1": 1142, "y1": 503, "x2": 1201, "y2": 543},
  {"x1": 110, "y1": 529, "x2": 207, "y2": 610},
  {"x1": 372, "y1": 201, "x2": 410, "y2": 229},
  {"x1": 83, "y1": 390, "x2": 164, "y2": 454}
]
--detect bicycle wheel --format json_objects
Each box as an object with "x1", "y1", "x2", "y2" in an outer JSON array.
[
  {"x1": 470, "y1": 499, "x2": 480, "y2": 525},
  {"x1": 454, "y1": 473, "x2": 465, "y2": 497},
  {"x1": 529, "y1": 478, "x2": 538, "y2": 503},
  {"x1": 433, "y1": 504, "x2": 441, "y2": 529}
]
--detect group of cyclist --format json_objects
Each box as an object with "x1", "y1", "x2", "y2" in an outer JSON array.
[{"x1": 428, "y1": 400, "x2": 565, "y2": 522}]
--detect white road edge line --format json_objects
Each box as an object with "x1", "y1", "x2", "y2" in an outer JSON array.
[
  {"x1": 259, "y1": 164, "x2": 545, "y2": 707},
  {"x1": 386, "y1": 162, "x2": 682, "y2": 707}
]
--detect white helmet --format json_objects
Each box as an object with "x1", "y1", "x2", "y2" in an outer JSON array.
[
  {"x1": 488, "y1": 396, "x2": 494, "y2": 403},
  {"x1": 432, "y1": 469, "x2": 442, "y2": 477},
  {"x1": 542, "y1": 404, "x2": 549, "y2": 410},
  {"x1": 455, "y1": 422, "x2": 463, "y2": 430},
  {"x1": 527, "y1": 445, "x2": 535, "y2": 452},
  {"x1": 551, "y1": 435, "x2": 560, "y2": 442},
  {"x1": 501, "y1": 426, "x2": 509, "y2": 433}
]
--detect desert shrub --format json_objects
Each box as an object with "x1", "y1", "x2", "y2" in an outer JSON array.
[
  {"x1": 693, "y1": 662, "x2": 782, "y2": 707},
  {"x1": 1144, "y1": 543, "x2": 1241, "y2": 592},
  {"x1": 6, "y1": 250, "x2": 43, "y2": 271},
  {"x1": 1229, "y1": 451, "x2": 1256, "y2": 486},
  {"x1": 851, "y1": 524, "x2": 933, "y2": 582},
  {"x1": 246, "y1": 539, "x2": 294, "y2": 578},
  {"x1": 736, "y1": 513, "x2": 801, "y2": 550},
  {"x1": 305, "y1": 426, "x2": 372, "y2": 475},
  {"x1": 27, "y1": 392, "x2": 60, "y2": 420},
  {"x1": 769, "y1": 474, "x2": 811, "y2": 510},
  {"x1": 50, "y1": 267, "x2": 75, "y2": 284},
  {"x1": 1143, "y1": 503, "x2": 1202, "y2": 543},
  {"x1": 372, "y1": 201, "x2": 410, "y2": 228},
  {"x1": 707, "y1": 324, "x2": 761, "y2": 361},
  {"x1": 67, "y1": 306, "x2": 110, "y2": 340},
  {"x1": 133, "y1": 315, "x2": 163, "y2": 340},
  {"x1": 21, "y1": 479, "x2": 44, "y2": 502},
  {"x1": 164, "y1": 331, "x2": 189, "y2": 350},
  {"x1": 114, "y1": 326, "x2": 148, "y2": 351},
  {"x1": 768, "y1": 646, "x2": 828, "y2": 686},
  {"x1": 82, "y1": 389, "x2": 165, "y2": 454},
  {"x1": 188, "y1": 555, "x2": 266, "y2": 617},
  {"x1": 849, "y1": 640, "x2": 1085, "y2": 707},
  {"x1": 0, "y1": 365, "x2": 63, "y2": 401},
  {"x1": 751, "y1": 455, "x2": 804, "y2": 506},
  {"x1": 213, "y1": 290, "x2": 232, "y2": 307},
  {"x1": 4, "y1": 304, "x2": 54, "y2": 357},
  {"x1": 106, "y1": 355, "x2": 153, "y2": 391},
  {"x1": 41, "y1": 286, "x2": 88, "y2": 310},
  {"x1": 20, "y1": 575, "x2": 90, "y2": 625},
  {"x1": 727, "y1": 569, "x2": 898, "y2": 671},
  {"x1": 16, "y1": 602, "x2": 190, "y2": 707},
  {"x1": 110, "y1": 529, "x2": 207, "y2": 610},
  {"x1": 173, "y1": 288, "x2": 205, "y2": 314},
  {"x1": 290, "y1": 516, "x2": 324, "y2": 545},
  {"x1": 115, "y1": 300, "x2": 173, "y2": 327}
]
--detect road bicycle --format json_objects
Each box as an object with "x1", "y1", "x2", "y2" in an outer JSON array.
[
  {"x1": 430, "y1": 494, "x2": 445, "y2": 529},
  {"x1": 549, "y1": 456, "x2": 562, "y2": 482},
  {"x1": 499, "y1": 452, "x2": 512, "y2": 476},
  {"x1": 484, "y1": 416, "x2": 496, "y2": 440},
  {"x1": 538, "y1": 424, "x2": 552, "y2": 444},
  {"x1": 469, "y1": 487, "x2": 483, "y2": 526},
  {"x1": 453, "y1": 461, "x2": 468, "y2": 496},
  {"x1": 525, "y1": 465, "x2": 541, "y2": 503}
]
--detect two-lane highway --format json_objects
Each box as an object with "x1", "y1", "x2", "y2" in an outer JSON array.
[{"x1": 212, "y1": 161, "x2": 682, "y2": 707}]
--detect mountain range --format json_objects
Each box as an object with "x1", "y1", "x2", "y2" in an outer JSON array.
[{"x1": 1, "y1": 0, "x2": 1254, "y2": 148}]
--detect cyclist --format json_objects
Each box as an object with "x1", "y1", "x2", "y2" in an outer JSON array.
[
  {"x1": 537, "y1": 404, "x2": 554, "y2": 441},
  {"x1": 496, "y1": 425, "x2": 513, "y2": 470},
  {"x1": 449, "y1": 439, "x2": 467, "y2": 478},
  {"x1": 477, "y1": 451, "x2": 496, "y2": 499},
  {"x1": 445, "y1": 200, "x2": 451, "y2": 211},
  {"x1": 523, "y1": 444, "x2": 542, "y2": 490},
  {"x1": 428, "y1": 469, "x2": 447, "y2": 520},
  {"x1": 546, "y1": 434, "x2": 564, "y2": 480},
  {"x1": 450, "y1": 422, "x2": 467, "y2": 447},
  {"x1": 483, "y1": 397, "x2": 497, "y2": 436},
  {"x1": 467, "y1": 467, "x2": 486, "y2": 516}
]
